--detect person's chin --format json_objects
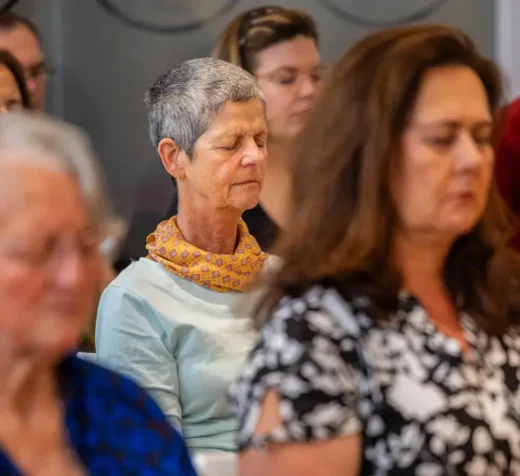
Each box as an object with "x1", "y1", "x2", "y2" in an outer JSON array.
[
  {"x1": 289, "y1": 114, "x2": 310, "y2": 130},
  {"x1": 235, "y1": 194, "x2": 261, "y2": 212},
  {"x1": 39, "y1": 315, "x2": 88, "y2": 352},
  {"x1": 43, "y1": 335, "x2": 82, "y2": 361},
  {"x1": 445, "y1": 216, "x2": 481, "y2": 235}
]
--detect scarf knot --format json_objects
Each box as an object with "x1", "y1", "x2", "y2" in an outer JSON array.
[{"x1": 146, "y1": 217, "x2": 269, "y2": 292}]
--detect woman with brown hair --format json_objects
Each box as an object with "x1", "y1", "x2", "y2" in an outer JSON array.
[
  {"x1": 163, "y1": 6, "x2": 324, "y2": 250},
  {"x1": 230, "y1": 25, "x2": 520, "y2": 475}
]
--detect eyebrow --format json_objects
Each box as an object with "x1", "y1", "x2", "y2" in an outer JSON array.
[
  {"x1": 28, "y1": 60, "x2": 46, "y2": 68},
  {"x1": 215, "y1": 130, "x2": 244, "y2": 139},
  {"x1": 413, "y1": 119, "x2": 493, "y2": 130},
  {"x1": 214, "y1": 128, "x2": 267, "y2": 141},
  {"x1": 263, "y1": 66, "x2": 297, "y2": 75},
  {"x1": 265, "y1": 64, "x2": 325, "y2": 75}
]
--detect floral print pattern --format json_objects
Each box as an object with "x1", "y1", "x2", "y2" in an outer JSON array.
[{"x1": 230, "y1": 286, "x2": 520, "y2": 475}]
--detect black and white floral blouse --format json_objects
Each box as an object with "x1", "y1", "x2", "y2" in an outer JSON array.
[{"x1": 229, "y1": 285, "x2": 520, "y2": 475}]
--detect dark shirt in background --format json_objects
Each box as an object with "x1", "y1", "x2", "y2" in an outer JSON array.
[
  {"x1": 163, "y1": 192, "x2": 279, "y2": 251},
  {"x1": 116, "y1": 186, "x2": 279, "y2": 272}
]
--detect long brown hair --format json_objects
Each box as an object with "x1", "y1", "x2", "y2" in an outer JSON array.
[
  {"x1": 212, "y1": 6, "x2": 318, "y2": 74},
  {"x1": 258, "y1": 24, "x2": 520, "y2": 334}
]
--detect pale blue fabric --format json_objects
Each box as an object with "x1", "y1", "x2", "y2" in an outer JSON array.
[{"x1": 96, "y1": 257, "x2": 275, "y2": 453}]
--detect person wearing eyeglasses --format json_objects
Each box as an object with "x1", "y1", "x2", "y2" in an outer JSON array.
[
  {"x1": 0, "y1": 49, "x2": 30, "y2": 114},
  {"x1": 0, "y1": 112, "x2": 197, "y2": 476},
  {"x1": 0, "y1": 14, "x2": 120, "y2": 354},
  {"x1": 0, "y1": 11, "x2": 48, "y2": 111}
]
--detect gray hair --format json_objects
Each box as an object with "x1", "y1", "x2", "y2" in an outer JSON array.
[
  {"x1": 145, "y1": 57, "x2": 265, "y2": 157},
  {"x1": 0, "y1": 112, "x2": 113, "y2": 235}
]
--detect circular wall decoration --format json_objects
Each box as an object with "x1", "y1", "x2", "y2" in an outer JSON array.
[
  {"x1": 1, "y1": 0, "x2": 19, "y2": 11},
  {"x1": 96, "y1": 0, "x2": 241, "y2": 34},
  {"x1": 319, "y1": 0, "x2": 448, "y2": 27}
]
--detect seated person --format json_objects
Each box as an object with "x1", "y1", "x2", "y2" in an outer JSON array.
[
  {"x1": 0, "y1": 112, "x2": 196, "y2": 476},
  {"x1": 0, "y1": 10, "x2": 47, "y2": 111},
  {"x1": 231, "y1": 25, "x2": 520, "y2": 476},
  {"x1": 116, "y1": 6, "x2": 323, "y2": 268},
  {"x1": 96, "y1": 58, "x2": 277, "y2": 453}
]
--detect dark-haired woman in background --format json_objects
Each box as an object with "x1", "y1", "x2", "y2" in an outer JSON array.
[
  {"x1": 0, "y1": 49, "x2": 30, "y2": 113},
  {"x1": 231, "y1": 25, "x2": 520, "y2": 475}
]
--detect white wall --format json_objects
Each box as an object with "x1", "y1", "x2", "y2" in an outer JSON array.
[{"x1": 495, "y1": 0, "x2": 520, "y2": 101}]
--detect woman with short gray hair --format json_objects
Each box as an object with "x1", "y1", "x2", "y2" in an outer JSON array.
[
  {"x1": 0, "y1": 112, "x2": 196, "y2": 475},
  {"x1": 96, "y1": 58, "x2": 277, "y2": 453}
]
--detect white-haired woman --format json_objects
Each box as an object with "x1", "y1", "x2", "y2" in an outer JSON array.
[
  {"x1": 0, "y1": 112, "x2": 196, "y2": 476},
  {"x1": 96, "y1": 58, "x2": 277, "y2": 453}
]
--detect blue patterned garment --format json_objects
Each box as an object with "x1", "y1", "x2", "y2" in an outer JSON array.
[{"x1": 0, "y1": 355, "x2": 198, "y2": 476}]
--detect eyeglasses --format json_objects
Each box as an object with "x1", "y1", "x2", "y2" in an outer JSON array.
[
  {"x1": 23, "y1": 61, "x2": 52, "y2": 82},
  {"x1": 0, "y1": 234, "x2": 99, "y2": 270},
  {"x1": 99, "y1": 217, "x2": 128, "y2": 261},
  {"x1": 255, "y1": 64, "x2": 332, "y2": 88},
  {"x1": 0, "y1": 216, "x2": 127, "y2": 270}
]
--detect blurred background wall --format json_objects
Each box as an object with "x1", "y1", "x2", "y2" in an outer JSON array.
[{"x1": 10, "y1": 0, "x2": 499, "y2": 223}]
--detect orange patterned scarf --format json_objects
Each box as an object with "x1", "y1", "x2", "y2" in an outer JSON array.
[{"x1": 146, "y1": 216, "x2": 269, "y2": 293}]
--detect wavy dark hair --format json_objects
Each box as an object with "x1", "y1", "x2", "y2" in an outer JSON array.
[
  {"x1": 257, "y1": 24, "x2": 520, "y2": 335},
  {"x1": 0, "y1": 49, "x2": 30, "y2": 109}
]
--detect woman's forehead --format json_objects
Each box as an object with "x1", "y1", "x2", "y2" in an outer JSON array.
[
  {"x1": 206, "y1": 100, "x2": 267, "y2": 135},
  {"x1": 254, "y1": 36, "x2": 320, "y2": 72},
  {"x1": 0, "y1": 162, "x2": 77, "y2": 215},
  {"x1": 0, "y1": 146, "x2": 66, "y2": 168}
]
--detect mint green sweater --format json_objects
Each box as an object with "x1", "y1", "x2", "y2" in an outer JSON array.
[{"x1": 96, "y1": 257, "x2": 276, "y2": 453}]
